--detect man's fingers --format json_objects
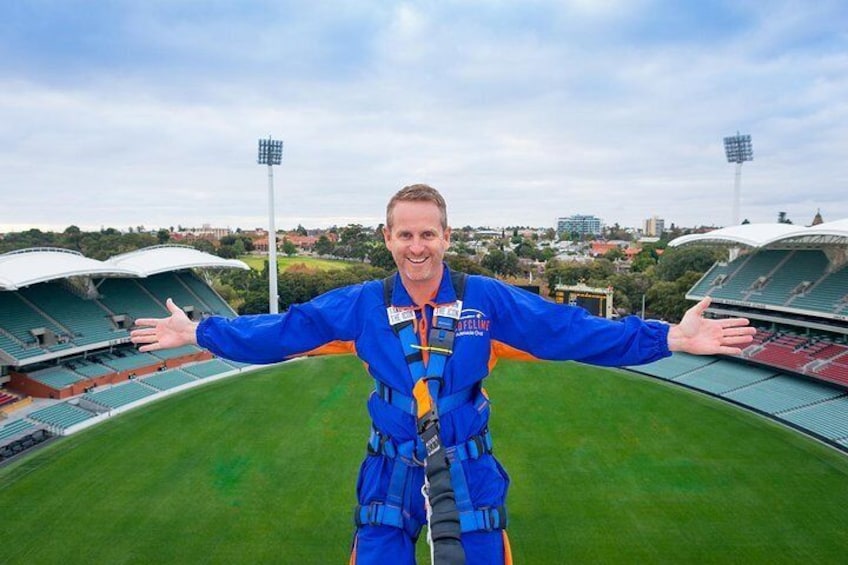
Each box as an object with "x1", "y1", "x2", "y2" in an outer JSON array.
[
  {"x1": 723, "y1": 335, "x2": 754, "y2": 345},
  {"x1": 723, "y1": 326, "x2": 756, "y2": 337},
  {"x1": 166, "y1": 298, "x2": 182, "y2": 315},
  {"x1": 694, "y1": 296, "x2": 711, "y2": 314},
  {"x1": 719, "y1": 317, "x2": 753, "y2": 329},
  {"x1": 130, "y1": 330, "x2": 157, "y2": 342}
]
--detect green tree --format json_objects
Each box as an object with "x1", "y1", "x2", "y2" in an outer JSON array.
[
  {"x1": 314, "y1": 235, "x2": 335, "y2": 256},
  {"x1": 282, "y1": 239, "x2": 297, "y2": 257},
  {"x1": 445, "y1": 255, "x2": 493, "y2": 276},
  {"x1": 481, "y1": 249, "x2": 520, "y2": 277},
  {"x1": 655, "y1": 246, "x2": 721, "y2": 282},
  {"x1": 368, "y1": 244, "x2": 396, "y2": 271}
]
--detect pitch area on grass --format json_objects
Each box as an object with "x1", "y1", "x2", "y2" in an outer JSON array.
[{"x1": 1, "y1": 356, "x2": 847, "y2": 563}]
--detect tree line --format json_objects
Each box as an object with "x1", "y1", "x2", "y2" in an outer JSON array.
[{"x1": 1, "y1": 225, "x2": 723, "y2": 321}]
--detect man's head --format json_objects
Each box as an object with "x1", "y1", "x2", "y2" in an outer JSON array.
[
  {"x1": 386, "y1": 184, "x2": 448, "y2": 230},
  {"x1": 383, "y1": 184, "x2": 451, "y2": 297}
]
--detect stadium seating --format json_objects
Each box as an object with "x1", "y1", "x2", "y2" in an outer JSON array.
[
  {"x1": 0, "y1": 292, "x2": 66, "y2": 359},
  {"x1": 27, "y1": 367, "x2": 86, "y2": 390},
  {"x1": 780, "y1": 396, "x2": 848, "y2": 442},
  {"x1": 710, "y1": 250, "x2": 788, "y2": 301},
  {"x1": 747, "y1": 250, "x2": 830, "y2": 306},
  {"x1": 66, "y1": 359, "x2": 114, "y2": 379},
  {"x1": 97, "y1": 349, "x2": 160, "y2": 372},
  {"x1": 141, "y1": 369, "x2": 197, "y2": 391},
  {"x1": 97, "y1": 278, "x2": 169, "y2": 320},
  {"x1": 625, "y1": 351, "x2": 717, "y2": 380},
  {"x1": 0, "y1": 419, "x2": 35, "y2": 442},
  {"x1": 28, "y1": 402, "x2": 96, "y2": 430},
  {"x1": 674, "y1": 361, "x2": 778, "y2": 395},
  {"x1": 18, "y1": 282, "x2": 126, "y2": 346},
  {"x1": 182, "y1": 359, "x2": 237, "y2": 379},
  {"x1": 687, "y1": 262, "x2": 737, "y2": 297},
  {"x1": 812, "y1": 360, "x2": 848, "y2": 387},
  {"x1": 82, "y1": 381, "x2": 157, "y2": 409},
  {"x1": 724, "y1": 375, "x2": 843, "y2": 414},
  {"x1": 150, "y1": 344, "x2": 203, "y2": 360},
  {"x1": 178, "y1": 272, "x2": 236, "y2": 316},
  {"x1": 789, "y1": 265, "x2": 848, "y2": 314},
  {"x1": 0, "y1": 390, "x2": 18, "y2": 408},
  {"x1": 138, "y1": 273, "x2": 208, "y2": 315}
]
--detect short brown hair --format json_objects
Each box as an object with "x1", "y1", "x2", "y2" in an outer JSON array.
[{"x1": 386, "y1": 184, "x2": 448, "y2": 229}]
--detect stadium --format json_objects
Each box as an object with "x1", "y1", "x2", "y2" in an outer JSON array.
[{"x1": 1, "y1": 228, "x2": 848, "y2": 562}]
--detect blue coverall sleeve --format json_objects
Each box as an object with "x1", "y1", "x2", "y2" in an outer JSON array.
[
  {"x1": 195, "y1": 283, "x2": 366, "y2": 364},
  {"x1": 483, "y1": 277, "x2": 671, "y2": 366}
]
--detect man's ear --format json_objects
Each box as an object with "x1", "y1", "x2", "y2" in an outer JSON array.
[
  {"x1": 382, "y1": 225, "x2": 391, "y2": 244},
  {"x1": 444, "y1": 226, "x2": 452, "y2": 244}
]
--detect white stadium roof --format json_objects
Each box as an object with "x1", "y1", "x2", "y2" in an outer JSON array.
[
  {"x1": 0, "y1": 245, "x2": 248, "y2": 291},
  {"x1": 106, "y1": 245, "x2": 249, "y2": 276},
  {"x1": 668, "y1": 219, "x2": 848, "y2": 249}
]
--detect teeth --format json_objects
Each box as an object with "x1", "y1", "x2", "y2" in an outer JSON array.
[{"x1": 409, "y1": 258, "x2": 427, "y2": 264}]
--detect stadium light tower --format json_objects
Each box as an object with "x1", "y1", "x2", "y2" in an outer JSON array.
[
  {"x1": 723, "y1": 131, "x2": 753, "y2": 225},
  {"x1": 257, "y1": 136, "x2": 284, "y2": 314}
]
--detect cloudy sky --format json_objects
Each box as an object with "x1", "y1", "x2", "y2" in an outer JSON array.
[{"x1": 1, "y1": 1, "x2": 846, "y2": 234}]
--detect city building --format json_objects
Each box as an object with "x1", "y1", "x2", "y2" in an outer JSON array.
[
  {"x1": 643, "y1": 216, "x2": 665, "y2": 237},
  {"x1": 556, "y1": 215, "x2": 603, "y2": 238}
]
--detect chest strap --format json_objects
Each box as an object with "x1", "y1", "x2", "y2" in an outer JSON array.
[{"x1": 374, "y1": 382, "x2": 485, "y2": 417}]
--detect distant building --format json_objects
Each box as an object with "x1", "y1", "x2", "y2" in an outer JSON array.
[
  {"x1": 556, "y1": 215, "x2": 602, "y2": 238},
  {"x1": 643, "y1": 216, "x2": 665, "y2": 237},
  {"x1": 172, "y1": 224, "x2": 232, "y2": 243}
]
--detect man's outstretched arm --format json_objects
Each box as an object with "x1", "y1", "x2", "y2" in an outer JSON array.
[
  {"x1": 130, "y1": 298, "x2": 199, "y2": 352},
  {"x1": 667, "y1": 297, "x2": 756, "y2": 355}
]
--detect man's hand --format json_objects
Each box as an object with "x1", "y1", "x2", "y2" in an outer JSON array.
[
  {"x1": 667, "y1": 297, "x2": 756, "y2": 355},
  {"x1": 130, "y1": 298, "x2": 199, "y2": 352}
]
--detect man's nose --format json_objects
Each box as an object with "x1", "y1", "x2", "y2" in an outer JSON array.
[{"x1": 409, "y1": 238, "x2": 426, "y2": 253}]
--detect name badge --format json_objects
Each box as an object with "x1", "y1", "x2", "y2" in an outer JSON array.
[
  {"x1": 434, "y1": 301, "x2": 462, "y2": 320},
  {"x1": 387, "y1": 306, "x2": 416, "y2": 326}
]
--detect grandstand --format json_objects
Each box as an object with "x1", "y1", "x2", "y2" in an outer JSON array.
[
  {"x1": 0, "y1": 245, "x2": 249, "y2": 461},
  {"x1": 637, "y1": 219, "x2": 848, "y2": 451}
]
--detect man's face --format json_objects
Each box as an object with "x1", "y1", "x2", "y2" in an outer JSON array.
[{"x1": 383, "y1": 200, "x2": 451, "y2": 288}]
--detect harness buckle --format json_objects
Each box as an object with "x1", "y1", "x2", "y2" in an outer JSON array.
[
  {"x1": 470, "y1": 434, "x2": 486, "y2": 459},
  {"x1": 367, "y1": 501, "x2": 382, "y2": 526},
  {"x1": 480, "y1": 507, "x2": 497, "y2": 531},
  {"x1": 427, "y1": 327, "x2": 455, "y2": 353}
]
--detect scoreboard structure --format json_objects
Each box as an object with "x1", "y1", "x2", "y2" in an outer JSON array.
[{"x1": 553, "y1": 283, "x2": 614, "y2": 319}]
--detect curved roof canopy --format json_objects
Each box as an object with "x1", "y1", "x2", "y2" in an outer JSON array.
[
  {"x1": 0, "y1": 245, "x2": 248, "y2": 291},
  {"x1": 668, "y1": 220, "x2": 848, "y2": 249},
  {"x1": 0, "y1": 248, "x2": 139, "y2": 291},
  {"x1": 106, "y1": 245, "x2": 249, "y2": 276}
]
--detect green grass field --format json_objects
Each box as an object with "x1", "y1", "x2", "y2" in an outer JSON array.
[
  {"x1": 238, "y1": 255, "x2": 351, "y2": 272},
  {"x1": 2, "y1": 357, "x2": 848, "y2": 564}
]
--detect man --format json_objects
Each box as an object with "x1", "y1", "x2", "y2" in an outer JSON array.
[{"x1": 131, "y1": 184, "x2": 754, "y2": 564}]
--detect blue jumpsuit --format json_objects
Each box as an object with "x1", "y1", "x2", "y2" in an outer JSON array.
[{"x1": 196, "y1": 266, "x2": 671, "y2": 564}]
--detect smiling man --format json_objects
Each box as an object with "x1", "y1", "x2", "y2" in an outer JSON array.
[
  {"x1": 383, "y1": 186, "x2": 452, "y2": 304},
  {"x1": 131, "y1": 184, "x2": 755, "y2": 564}
]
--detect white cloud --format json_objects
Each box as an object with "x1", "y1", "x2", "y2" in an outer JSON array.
[{"x1": 0, "y1": 0, "x2": 846, "y2": 234}]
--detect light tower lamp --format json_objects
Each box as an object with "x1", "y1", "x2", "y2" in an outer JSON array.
[
  {"x1": 723, "y1": 131, "x2": 753, "y2": 225},
  {"x1": 257, "y1": 136, "x2": 284, "y2": 314}
]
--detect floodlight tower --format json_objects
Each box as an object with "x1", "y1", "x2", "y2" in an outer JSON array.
[
  {"x1": 257, "y1": 136, "x2": 284, "y2": 314},
  {"x1": 723, "y1": 131, "x2": 753, "y2": 225}
]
